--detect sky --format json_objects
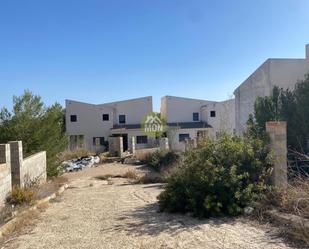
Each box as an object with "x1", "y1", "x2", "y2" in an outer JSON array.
[{"x1": 0, "y1": 0, "x2": 309, "y2": 112}]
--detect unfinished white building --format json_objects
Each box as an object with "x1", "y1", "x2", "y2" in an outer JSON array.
[
  {"x1": 234, "y1": 44, "x2": 309, "y2": 133},
  {"x1": 65, "y1": 96, "x2": 152, "y2": 153},
  {"x1": 160, "y1": 96, "x2": 235, "y2": 151}
]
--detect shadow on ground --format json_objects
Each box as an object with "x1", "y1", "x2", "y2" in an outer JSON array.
[{"x1": 111, "y1": 202, "x2": 239, "y2": 237}]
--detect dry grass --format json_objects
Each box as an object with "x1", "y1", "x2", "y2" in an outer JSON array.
[
  {"x1": 0, "y1": 202, "x2": 49, "y2": 245},
  {"x1": 255, "y1": 175, "x2": 309, "y2": 246},
  {"x1": 6, "y1": 187, "x2": 36, "y2": 206},
  {"x1": 94, "y1": 174, "x2": 114, "y2": 181},
  {"x1": 134, "y1": 174, "x2": 163, "y2": 184},
  {"x1": 58, "y1": 149, "x2": 96, "y2": 162},
  {"x1": 122, "y1": 170, "x2": 139, "y2": 180},
  {"x1": 134, "y1": 148, "x2": 159, "y2": 161}
]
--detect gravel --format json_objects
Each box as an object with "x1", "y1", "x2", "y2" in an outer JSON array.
[{"x1": 4, "y1": 163, "x2": 295, "y2": 249}]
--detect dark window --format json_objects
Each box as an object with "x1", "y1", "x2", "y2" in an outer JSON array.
[
  {"x1": 70, "y1": 115, "x2": 77, "y2": 122},
  {"x1": 93, "y1": 137, "x2": 105, "y2": 146},
  {"x1": 210, "y1": 111, "x2": 216, "y2": 117},
  {"x1": 193, "y1": 112, "x2": 199, "y2": 121},
  {"x1": 179, "y1": 133, "x2": 190, "y2": 142},
  {"x1": 136, "y1": 136, "x2": 148, "y2": 144},
  {"x1": 119, "y1": 115, "x2": 126, "y2": 124},
  {"x1": 102, "y1": 114, "x2": 109, "y2": 121}
]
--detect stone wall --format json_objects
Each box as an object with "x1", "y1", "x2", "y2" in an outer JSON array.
[{"x1": 0, "y1": 144, "x2": 12, "y2": 207}]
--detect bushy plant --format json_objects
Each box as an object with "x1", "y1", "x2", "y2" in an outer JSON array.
[
  {"x1": 158, "y1": 133, "x2": 273, "y2": 217},
  {"x1": 7, "y1": 187, "x2": 36, "y2": 206},
  {"x1": 253, "y1": 74, "x2": 309, "y2": 153},
  {"x1": 144, "y1": 149, "x2": 179, "y2": 172},
  {"x1": 0, "y1": 90, "x2": 68, "y2": 177}
]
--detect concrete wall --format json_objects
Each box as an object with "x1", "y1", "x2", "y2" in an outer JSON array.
[
  {"x1": 0, "y1": 144, "x2": 12, "y2": 207},
  {"x1": 266, "y1": 121, "x2": 287, "y2": 188},
  {"x1": 234, "y1": 44, "x2": 309, "y2": 134},
  {"x1": 22, "y1": 152, "x2": 47, "y2": 187},
  {"x1": 66, "y1": 96, "x2": 152, "y2": 152},
  {"x1": 10, "y1": 141, "x2": 46, "y2": 188}
]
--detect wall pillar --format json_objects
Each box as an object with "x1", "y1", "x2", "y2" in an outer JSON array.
[
  {"x1": 159, "y1": 137, "x2": 169, "y2": 150},
  {"x1": 108, "y1": 137, "x2": 123, "y2": 157},
  {"x1": 131, "y1": 136, "x2": 136, "y2": 155},
  {"x1": 266, "y1": 121, "x2": 288, "y2": 188},
  {"x1": 9, "y1": 141, "x2": 23, "y2": 187}
]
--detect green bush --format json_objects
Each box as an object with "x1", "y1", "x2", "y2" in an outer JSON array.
[
  {"x1": 144, "y1": 150, "x2": 179, "y2": 172},
  {"x1": 158, "y1": 134, "x2": 273, "y2": 218}
]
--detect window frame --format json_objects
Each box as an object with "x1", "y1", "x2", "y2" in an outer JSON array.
[
  {"x1": 102, "y1": 114, "x2": 109, "y2": 121},
  {"x1": 179, "y1": 133, "x2": 190, "y2": 142},
  {"x1": 70, "y1": 115, "x2": 77, "y2": 122},
  {"x1": 136, "y1": 135, "x2": 148, "y2": 144},
  {"x1": 210, "y1": 111, "x2": 216, "y2": 117},
  {"x1": 193, "y1": 112, "x2": 199, "y2": 121},
  {"x1": 119, "y1": 114, "x2": 126, "y2": 124},
  {"x1": 93, "y1": 137, "x2": 105, "y2": 146}
]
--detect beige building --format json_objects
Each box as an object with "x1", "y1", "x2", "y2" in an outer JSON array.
[
  {"x1": 234, "y1": 44, "x2": 309, "y2": 133},
  {"x1": 65, "y1": 96, "x2": 152, "y2": 152},
  {"x1": 160, "y1": 96, "x2": 235, "y2": 151}
]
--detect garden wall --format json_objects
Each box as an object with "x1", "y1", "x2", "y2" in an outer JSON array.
[
  {"x1": 9, "y1": 141, "x2": 47, "y2": 188},
  {"x1": 0, "y1": 144, "x2": 12, "y2": 207}
]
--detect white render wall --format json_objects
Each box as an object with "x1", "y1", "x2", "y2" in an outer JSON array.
[
  {"x1": 161, "y1": 96, "x2": 235, "y2": 134},
  {"x1": 234, "y1": 44, "x2": 309, "y2": 134},
  {"x1": 66, "y1": 96, "x2": 152, "y2": 151},
  {"x1": 161, "y1": 96, "x2": 215, "y2": 123}
]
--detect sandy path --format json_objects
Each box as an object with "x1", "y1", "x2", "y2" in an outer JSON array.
[{"x1": 4, "y1": 163, "x2": 294, "y2": 249}]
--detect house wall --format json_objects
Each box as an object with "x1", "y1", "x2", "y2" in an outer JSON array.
[
  {"x1": 234, "y1": 44, "x2": 309, "y2": 134},
  {"x1": 66, "y1": 100, "x2": 114, "y2": 151},
  {"x1": 167, "y1": 128, "x2": 213, "y2": 151},
  {"x1": 161, "y1": 96, "x2": 235, "y2": 135},
  {"x1": 111, "y1": 129, "x2": 156, "y2": 151},
  {"x1": 161, "y1": 96, "x2": 215, "y2": 123},
  {"x1": 66, "y1": 96, "x2": 152, "y2": 152},
  {"x1": 201, "y1": 99, "x2": 235, "y2": 134}
]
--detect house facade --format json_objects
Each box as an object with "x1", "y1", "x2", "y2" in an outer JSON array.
[
  {"x1": 160, "y1": 96, "x2": 235, "y2": 151},
  {"x1": 234, "y1": 44, "x2": 309, "y2": 134},
  {"x1": 65, "y1": 96, "x2": 153, "y2": 153}
]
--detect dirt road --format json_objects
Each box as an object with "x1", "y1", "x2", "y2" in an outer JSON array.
[{"x1": 4, "y1": 163, "x2": 294, "y2": 249}]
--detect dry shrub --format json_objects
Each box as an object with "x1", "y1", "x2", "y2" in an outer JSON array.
[
  {"x1": 134, "y1": 174, "x2": 163, "y2": 184},
  {"x1": 134, "y1": 148, "x2": 159, "y2": 161},
  {"x1": 94, "y1": 174, "x2": 114, "y2": 181},
  {"x1": 122, "y1": 170, "x2": 138, "y2": 180},
  {"x1": 7, "y1": 187, "x2": 36, "y2": 206},
  {"x1": 255, "y1": 175, "x2": 309, "y2": 246},
  {"x1": 58, "y1": 149, "x2": 95, "y2": 162},
  {"x1": 260, "y1": 177, "x2": 309, "y2": 219},
  {"x1": 99, "y1": 152, "x2": 110, "y2": 162}
]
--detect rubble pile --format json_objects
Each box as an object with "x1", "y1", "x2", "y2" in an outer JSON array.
[{"x1": 62, "y1": 156, "x2": 100, "y2": 172}]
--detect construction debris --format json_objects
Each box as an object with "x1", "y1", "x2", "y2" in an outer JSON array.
[{"x1": 62, "y1": 156, "x2": 100, "y2": 172}]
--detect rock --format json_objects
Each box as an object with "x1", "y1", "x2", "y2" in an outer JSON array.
[{"x1": 244, "y1": 207, "x2": 254, "y2": 215}]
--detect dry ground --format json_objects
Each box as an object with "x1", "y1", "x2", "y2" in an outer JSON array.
[{"x1": 2, "y1": 163, "x2": 296, "y2": 249}]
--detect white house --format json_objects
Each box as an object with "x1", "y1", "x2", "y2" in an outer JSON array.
[
  {"x1": 234, "y1": 44, "x2": 309, "y2": 133},
  {"x1": 65, "y1": 96, "x2": 153, "y2": 153},
  {"x1": 160, "y1": 96, "x2": 235, "y2": 151}
]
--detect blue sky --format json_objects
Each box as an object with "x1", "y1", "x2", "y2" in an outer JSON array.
[{"x1": 1, "y1": 0, "x2": 309, "y2": 111}]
